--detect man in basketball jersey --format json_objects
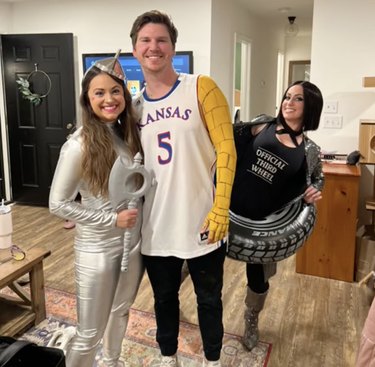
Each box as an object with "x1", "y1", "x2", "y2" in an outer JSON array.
[{"x1": 130, "y1": 10, "x2": 236, "y2": 367}]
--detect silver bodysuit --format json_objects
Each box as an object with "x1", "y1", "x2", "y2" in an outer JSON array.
[{"x1": 49, "y1": 125, "x2": 144, "y2": 367}]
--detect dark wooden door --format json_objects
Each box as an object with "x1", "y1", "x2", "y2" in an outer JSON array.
[{"x1": 1, "y1": 33, "x2": 76, "y2": 206}]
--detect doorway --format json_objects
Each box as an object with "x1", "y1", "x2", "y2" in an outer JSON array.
[
  {"x1": 288, "y1": 60, "x2": 310, "y2": 85},
  {"x1": 1, "y1": 33, "x2": 76, "y2": 206},
  {"x1": 275, "y1": 51, "x2": 285, "y2": 115},
  {"x1": 0, "y1": 114, "x2": 4, "y2": 199},
  {"x1": 233, "y1": 33, "x2": 251, "y2": 123}
]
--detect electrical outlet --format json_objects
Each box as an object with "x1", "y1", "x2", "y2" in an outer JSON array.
[
  {"x1": 323, "y1": 115, "x2": 343, "y2": 129},
  {"x1": 324, "y1": 100, "x2": 338, "y2": 114}
]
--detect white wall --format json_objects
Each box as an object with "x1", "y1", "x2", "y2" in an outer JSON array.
[
  {"x1": 211, "y1": 0, "x2": 285, "y2": 119},
  {"x1": 0, "y1": 0, "x2": 284, "y2": 153},
  {"x1": 0, "y1": 0, "x2": 287, "y2": 122},
  {"x1": 1, "y1": 0, "x2": 211, "y2": 95},
  {"x1": 309, "y1": 0, "x2": 375, "y2": 153},
  {"x1": 0, "y1": 0, "x2": 213, "y2": 200},
  {"x1": 0, "y1": 4, "x2": 14, "y2": 199},
  {"x1": 0, "y1": 5, "x2": 11, "y2": 33},
  {"x1": 309, "y1": 0, "x2": 375, "y2": 225}
]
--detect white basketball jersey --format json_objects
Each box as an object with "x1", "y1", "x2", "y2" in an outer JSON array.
[{"x1": 137, "y1": 73, "x2": 220, "y2": 258}]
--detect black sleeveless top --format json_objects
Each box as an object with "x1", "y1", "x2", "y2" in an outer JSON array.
[{"x1": 230, "y1": 122, "x2": 306, "y2": 219}]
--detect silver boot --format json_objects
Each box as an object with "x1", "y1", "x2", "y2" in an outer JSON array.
[{"x1": 243, "y1": 288, "x2": 268, "y2": 350}]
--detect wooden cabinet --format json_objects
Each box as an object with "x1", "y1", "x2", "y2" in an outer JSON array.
[{"x1": 296, "y1": 163, "x2": 361, "y2": 282}]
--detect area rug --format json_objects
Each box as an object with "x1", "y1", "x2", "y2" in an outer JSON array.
[{"x1": 19, "y1": 288, "x2": 271, "y2": 366}]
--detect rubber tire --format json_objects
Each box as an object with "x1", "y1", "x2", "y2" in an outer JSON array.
[{"x1": 227, "y1": 200, "x2": 316, "y2": 263}]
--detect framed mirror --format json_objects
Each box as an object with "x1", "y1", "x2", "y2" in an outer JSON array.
[{"x1": 288, "y1": 60, "x2": 310, "y2": 85}]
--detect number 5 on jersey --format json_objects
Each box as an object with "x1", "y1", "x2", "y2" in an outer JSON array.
[{"x1": 158, "y1": 131, "x2": 172, "y2": 164}]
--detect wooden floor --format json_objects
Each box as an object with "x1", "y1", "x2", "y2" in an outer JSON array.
[{"x1": 8, "y1": 204, "x2": 373, "y2": 367}]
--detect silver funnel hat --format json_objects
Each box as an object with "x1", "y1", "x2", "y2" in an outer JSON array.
[{"x1": 88, "y1": 49, "x2": 126, "y2": 81}]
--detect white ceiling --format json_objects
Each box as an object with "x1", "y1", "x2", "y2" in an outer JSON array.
[
  {"x1": 0, "y1": 0, "x2": 314, "y2": 34},
  {"x1": 0, "y1": 0, "x2": 314, "y2": 19},
  {"x1": 236, "y1": 0, "x2": 313, "y2": 19},
  {"x1": 236, "y1": 0, "x2": 313, "y2": 34}
]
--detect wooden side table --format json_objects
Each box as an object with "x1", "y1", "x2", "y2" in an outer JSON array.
[
  {"x1": 0, "y1": 246, "x2": 51, "y2": 336},
  {"x1": 296, "y1": 163, "x2": 361, "y2": 282}
]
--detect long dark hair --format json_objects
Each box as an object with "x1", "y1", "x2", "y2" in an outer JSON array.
[
  {"x1": 277, "y1": 80, "x2": 323, "y2": 131},
  {"x1": 80, "y1": 66, "x2": 143, "y2": 197}
]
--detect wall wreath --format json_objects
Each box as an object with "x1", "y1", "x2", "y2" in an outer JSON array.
[{"x1": 16, "y1": 64, "x2": 52, "y2": 106}]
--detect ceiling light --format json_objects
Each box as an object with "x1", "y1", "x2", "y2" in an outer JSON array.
[{"x1": 285, "y1": 16, "x2": 299, "y2": 37}]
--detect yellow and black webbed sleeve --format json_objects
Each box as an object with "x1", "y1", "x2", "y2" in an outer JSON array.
[{"x1": 198, "y1": 75, "x2": 237, "y2": 243}]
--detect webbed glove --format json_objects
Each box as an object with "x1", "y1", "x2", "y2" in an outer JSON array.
[{"x1": 198, "y1": 76, "x2": 237, "y2": 243}]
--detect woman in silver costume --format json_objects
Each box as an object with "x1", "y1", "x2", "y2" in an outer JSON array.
[
  {"x1": 230, "y1": 80, "x2": 324, "y2": 351},
  {"x1": 49, "y1": 53, "x2": 144, "y2": 367}
]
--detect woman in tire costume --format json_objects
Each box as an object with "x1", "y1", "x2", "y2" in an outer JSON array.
[{"x1": 230, "y1": 80, "x2": 324, "y2": 351}]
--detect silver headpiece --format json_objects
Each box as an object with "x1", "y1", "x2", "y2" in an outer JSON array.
[{"x1": 87, "y1": 49, "x2": 126, "y2": 81}]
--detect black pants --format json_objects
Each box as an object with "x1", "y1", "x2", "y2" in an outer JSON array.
[
  {"x1": 246, "y1": 263, "x2": 269, "y2": 294},
  {"x1": 143, "y1": 244, "x2": 226, "y2": 361}
]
